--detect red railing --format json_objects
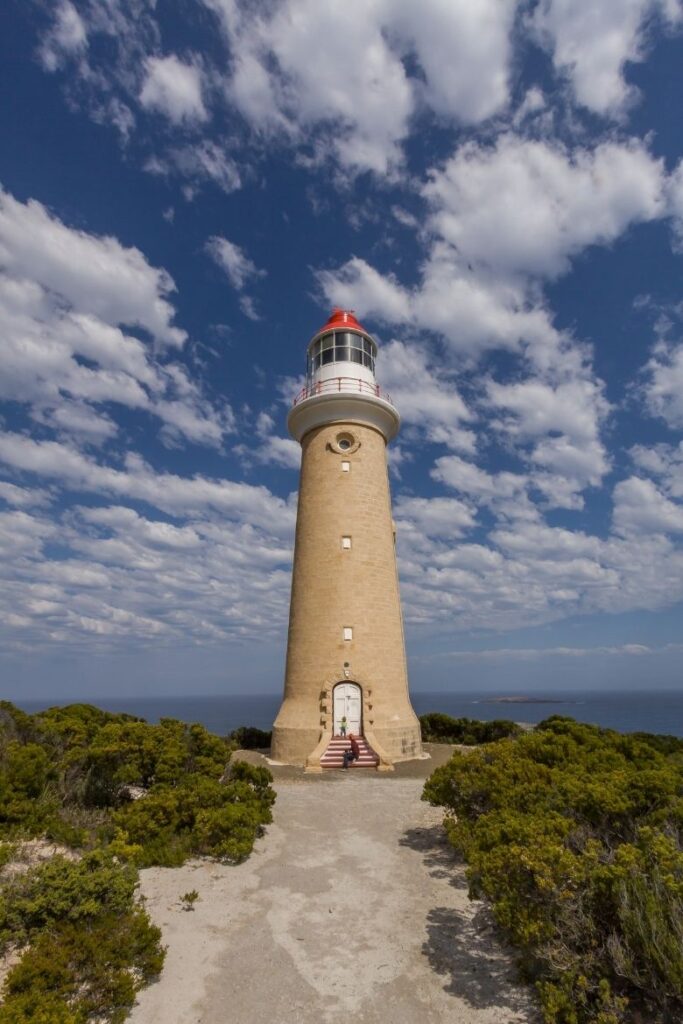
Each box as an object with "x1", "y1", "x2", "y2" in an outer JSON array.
[{"x1": 292, "y1": 376, "x2": 393, "y2": 406}]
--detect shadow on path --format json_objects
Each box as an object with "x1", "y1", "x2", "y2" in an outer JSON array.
[
  {"x1": 400, "y1": 824, "x2": 468, "y2": 890},
  {"x1": 423, "y1": 905, "x2": 533, "y2": 1014},
  {"x1": 401, "y1": 823, "x2": 537, "y2": 1018}
]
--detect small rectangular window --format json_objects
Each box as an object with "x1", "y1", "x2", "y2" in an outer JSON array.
[
  {"x1": 342, "y1": 536, "x2": 351, "y2": 549},
  {"x1": 343, "y1": 627, "x2": 353, "y2": 641},
  {"x1": 341, "y1": 461, "x2": 350, "y2": 472}
]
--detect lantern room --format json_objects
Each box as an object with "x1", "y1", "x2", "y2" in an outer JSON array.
[{"x1": 306, "y1": 309, "x2": 378, "y2": 388}]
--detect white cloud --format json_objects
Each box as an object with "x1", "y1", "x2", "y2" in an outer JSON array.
[
  {"x1": 613, "y1": 476, "x2": 683, "y2": 534},
  {"x1": 432, "y1": 456, "x2": 527, "y2": 504},
  {"x1": 394, "y1": 497, "x2": 683, "y2": 632},
  {"x1": 147, "y1": 141, "x2": 241, "y2": 195},
  {"x1": 376, "y1": 340, "x2": 475, "y2": 452},
  {"x1": 139, "y1": 55, "x2": 208, "y2": 124},
  {"x1": 532, "y1": 0, "x2": 682, "y2": 117},
  {"x1": 433, "y1": 643, "x2": 657, "y2": 661},
  {"x1": 205, "y1": 0, "x2": 518, "y2": 174},
  {"x1": 206, "y1": 236, "x2": 264, "y2": 291},
  {"x1": 0, "y1": 188, "x2": 185, "y2": 348},
  {"x1": 318, "y1": 137, "x2": 666, "y2": 373},
  {"x1": 0, "y1": 483, "x2": 53, "y2": 509},
  {"x1": 0, "y1": 433, "x2": 293, "y2": 534},
  {"x1": 0, "y1": 502, "x2": 293, "y2": 650},
  {"x1": 631, "y1": 442, "x2": 683, "y2": 498},
  {"x1": 423, "y1": 135, "x2": 666, "y2": 279},
  {"x1": 394, "y1": 495, "x2": 478, "y2": 539},
  {"x1": 390, "y1": 0, "x2": 517, "y2": 123},
  {"x1": 669, "y1": 159, "x2": 683, "y2": 245},
  {"x1": 39, "y1": 1, "x2": 87, "y2": 71},
  {"x1": 641, "y1": 338, "x2": 683, "y2": 428},
  {"x1": 252, "y1": 436, "x2": 301, "y2": 469},
  {"x1": 0, "y1": 188, "x2": 232, "y2": 448}
]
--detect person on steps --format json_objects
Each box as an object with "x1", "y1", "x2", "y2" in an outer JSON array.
[
  {"x1": 339, "y1": 715, "x2": 348, "y2": 737},
  {"x1": 342, "y1": 733, "x2": 361, "y2": 769}
]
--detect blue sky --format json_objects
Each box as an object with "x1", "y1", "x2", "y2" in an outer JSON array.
[{"x1": 2, "y1": 0, "x2": 683, "y2": 700}]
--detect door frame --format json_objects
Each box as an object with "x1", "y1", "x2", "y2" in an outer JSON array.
[{"x1": 332, "y1": 681, "x2": 363, "y2": 736}]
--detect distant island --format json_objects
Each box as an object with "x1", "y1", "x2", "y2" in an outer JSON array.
[{"x1": 480, "y1": 696, "x2": 577, "y2": 704}]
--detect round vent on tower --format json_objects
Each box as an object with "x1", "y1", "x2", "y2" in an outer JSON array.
[{"x1": 330, "y1": 431, "x2": 360, "y2": 454}]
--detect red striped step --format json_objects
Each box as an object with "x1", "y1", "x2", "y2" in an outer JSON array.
[{"x1": 320, "y1": 736, "x2": 379, "y2": 769}]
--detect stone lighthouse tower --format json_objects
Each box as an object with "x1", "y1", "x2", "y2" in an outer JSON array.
[{"x1": 271, "y1": 309, "x2": 422, "y2": 771}]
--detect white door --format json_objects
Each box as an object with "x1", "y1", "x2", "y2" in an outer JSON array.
[{"x1": 333, "y1": 683, "x2": 362, "y2": 735}]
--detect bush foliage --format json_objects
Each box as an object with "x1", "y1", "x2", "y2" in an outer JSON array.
[
  {"x1": 0, "y1": 852, "x2": 163, "y2": 1024},
  {"x1": 419, "y1": 712, "x2": 522, "y2": 745},
  {"x1": 0, "y1": 701, "x2": 276, "y2": 1021},
  {"x1": 228, "y1": 726, "x2": 273, "y2": 750},
  {"x1": 423, "y1": 715, "x2": 683, "y2": 1024}
]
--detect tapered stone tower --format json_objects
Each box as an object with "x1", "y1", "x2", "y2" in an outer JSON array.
[{"x1": 272, "y1": 309, "x2": 422, "y2": 771}]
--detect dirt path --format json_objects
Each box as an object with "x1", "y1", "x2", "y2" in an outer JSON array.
[{"x1": 130, "y1": 774, "x2": 537, "y2": 1024}]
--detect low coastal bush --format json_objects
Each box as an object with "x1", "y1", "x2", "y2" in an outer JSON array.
[
  {"x1": 0, "y1": 701, "x2": 276, "y2": 1021},
  {"x1": 419, "y1": 712, "x2": 522, "y2": 745},
  {"x1": 0, "y1": 701, "x2": 275, "y2": 864},
  {"x1": 0, "y1": 851, "x2": 164, "y2": 1023},
  {"x1": 228, "y1": 725, "x2": 272, "y2": 750},
  {"x1": 423, "y1": 715, "x2": 683, "y2": 1024},
  {"x1": 113, "y1": 760, "x2": 275, "y2": 866}
]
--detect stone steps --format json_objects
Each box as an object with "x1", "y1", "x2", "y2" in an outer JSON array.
[{"x1": 320, "y1": 736, "x2": 379, "y2": 769}]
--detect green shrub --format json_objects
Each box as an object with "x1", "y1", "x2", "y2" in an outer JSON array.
[
  {"x1": 113, "y1": 761, "x2": 275, "y2": 866},
  {"x1": 0, "y1": 850, "x2": 163, "y2": 1024},
  {"x1": 419, "y1": 712, "x2": 522, "y2": 745},
  {"x1": 0, "y1": 852, "x2": 137, "y2": 949},
  {"x1": 423, "y1": 716, "x2": 683, "y2": 1024},
  {"x1": 0, "y1": 912, "x2": 163, "y2": 1024},
  {"x1": 228, "y1": 726, "x2": 272, "y2": 750},
  {"x1": 0, "y1": 702, "x2": 276, "y2": 1021}
]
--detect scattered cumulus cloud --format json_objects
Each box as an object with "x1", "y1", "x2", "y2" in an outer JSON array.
[
  {"x1": 38, "y1": 0, "x2": 87, "y2": 71},
  {"x1": 139, "y1": 55, "x2": 208, "y2": 125},
  {"x1": 206, "y1": 236, "x2": 265, "y2": 291},
  {"x1": 532, "y1": 0, "x2": 683, "y2": 117},
  {"x1": 0, "y1": 187, "x2": 232, "y2": 448},
  {"x1": 6, "y1": 0, "x2": 683, "y2": 667}
]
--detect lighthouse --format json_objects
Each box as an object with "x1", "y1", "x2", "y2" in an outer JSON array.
[{"x1": 271, "y1": 309, "x2": 422, "y2": 771}]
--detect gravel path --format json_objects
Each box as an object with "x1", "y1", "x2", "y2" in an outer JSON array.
[{"x1": 130, "y1": 773, "x2": 537, "y2": 1024}]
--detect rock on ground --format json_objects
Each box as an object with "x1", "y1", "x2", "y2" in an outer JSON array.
[{"x1": 129, "y1": 773, "x2": 538, "y2": 1024}]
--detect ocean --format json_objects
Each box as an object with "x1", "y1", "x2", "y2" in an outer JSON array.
[{"x1": 12, "y1": 689, "x2": 683, "y2": 738}]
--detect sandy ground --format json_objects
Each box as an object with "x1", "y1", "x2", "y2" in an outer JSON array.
[{"x1": 129, "y1": 756, "x2": 537, "y2": 1024}]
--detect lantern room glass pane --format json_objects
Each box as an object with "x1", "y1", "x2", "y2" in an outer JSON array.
[
  {"x1": 350, "y1": 349, "x2": 363, "y2": 364},
  {"x1": 334, "y1": 346, "x2": 350, "y2": 363},
  {"x1": 321, "y1": 333, "x2": 333, "y2": 350},
  {"x1": 351, "y1": 334, "x2": 363, "y2": 349},
  {"x1": 322, "y1": 349, "x2": 334, "y2": 364}
]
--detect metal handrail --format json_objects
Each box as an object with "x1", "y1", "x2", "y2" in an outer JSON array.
[{"x1": 292, "y1": 377, "x2": 393, "y2": 407}]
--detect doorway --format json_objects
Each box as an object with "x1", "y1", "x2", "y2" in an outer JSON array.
[{"x1": 333, "y1": 682, "x2": 362, "y2": 736}]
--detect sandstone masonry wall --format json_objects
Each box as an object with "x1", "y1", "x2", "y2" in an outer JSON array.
[{"x1": 272, "y1": 419, "x2": 422, "y2": 765}]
